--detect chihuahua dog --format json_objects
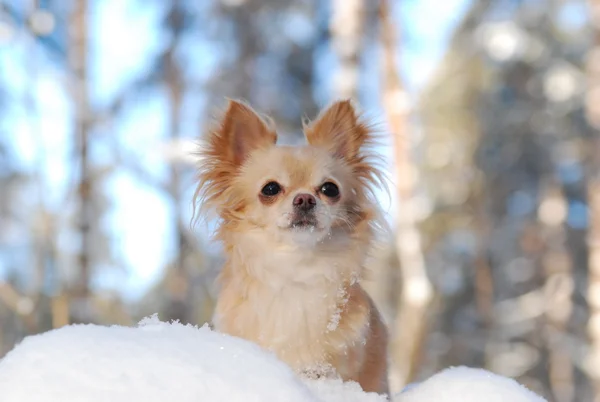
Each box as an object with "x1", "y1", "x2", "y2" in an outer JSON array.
[{"x1": 193, "y1": 99, "x2": 389, "y2": 396}]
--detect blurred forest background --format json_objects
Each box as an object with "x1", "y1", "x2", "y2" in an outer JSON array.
[{"x1": 0, "y1": 0, "x2": 598, "y2": 400}]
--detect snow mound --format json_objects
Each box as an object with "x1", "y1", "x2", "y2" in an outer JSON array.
[
  {"x1": 0, "y1": 315, "x2": 547, "y2": 402},
  {"x1": 0, "y1": 315, "x2": 384, "y2": 402},
  {"x1": 306, "y1": 377, "x2": 387, "y2": 402},
  {"x1": 396, "y1": 366, "x2": 547, "y2": 402}
]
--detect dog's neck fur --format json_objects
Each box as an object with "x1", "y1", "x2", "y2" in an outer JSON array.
[{"x1": 212, "y1": 227, "x2": 372, "y2": 371}]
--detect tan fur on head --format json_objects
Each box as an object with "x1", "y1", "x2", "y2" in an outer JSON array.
[
  {"x1": 193, "y1": 99, "x2": 387, "y2": 239},
  {"x1": 192, "y1": 100, "x2": 277, "y2": 227},
  {"x1": 305, "y1": 100, "x2": 389, "y2": 216},
  {"x1": 192, "y1": 99, "x2": 390, "y2": 397}
]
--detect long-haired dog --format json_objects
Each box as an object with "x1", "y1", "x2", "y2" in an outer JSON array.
[{"x1": 193, "y1": 99, "x2": 389, "y2": 396}]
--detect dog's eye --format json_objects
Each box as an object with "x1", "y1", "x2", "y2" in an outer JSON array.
[
  {"x1": 261, "y1": 181, "x2": 282, "y2": 196},
  {"x1": 320, "y1": 182, "x2": 340, "y2": 198}
]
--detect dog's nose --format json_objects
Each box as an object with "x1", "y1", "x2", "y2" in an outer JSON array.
[{"x1": 293, "y1": 193, "x2": 316, "y2": 211}]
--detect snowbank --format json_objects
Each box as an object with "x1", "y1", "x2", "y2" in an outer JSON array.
[
  {"x1": 0, "y1": 315, "x2": 547, "y2": 402},
  {"x1": 0, "y1": 315, "x2": 385, "y2": 402},
  {"x1": 396, "y1": 366, "x2": 547, "y2": 402}
]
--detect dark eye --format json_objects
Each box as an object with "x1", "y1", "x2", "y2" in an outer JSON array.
[
  {"x1": 320, "y1": 182, "x2": 340, "y2": 198},
  {"x1": 261, "y1": 181, "x2": 281, "y2": 196}
]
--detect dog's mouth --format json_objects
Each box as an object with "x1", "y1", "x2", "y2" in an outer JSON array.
[{"x1": 289, "y1": 217, "x2": 318, "y2": 230}]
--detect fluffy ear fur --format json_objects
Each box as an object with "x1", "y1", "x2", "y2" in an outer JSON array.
[
  {"x1": 211, "y1": 100, "x2": 277, "y2": 166},
  {"x1": 192, "y1": 100, "x2": 277, "y2": 225},
  {"x1": 304, "y1": 100, "x2": 386, "y2": 205},
  {"x1": 304, "y1": 100, "x2": 371, "y2": 161}
]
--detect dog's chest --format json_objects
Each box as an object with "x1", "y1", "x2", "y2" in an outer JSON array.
[
  {"x1": 218, "y1": 280, "x2": 347, "y2": 370},
  {"x1": 214, "y1": 245, "x2": 365, "y2": 370},
  {"x1": 250, "y1": 282, "x2": 338, "y2": 341}
]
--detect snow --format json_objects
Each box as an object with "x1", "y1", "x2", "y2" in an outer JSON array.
[
  {"x1": 309, "y1": 378, "x2": 387, "y2": 402},
  {"x1": 326, "y1": 285, "x2": 349, "y2": 332},
  {"x1": 0, "y1": 315, "x2": 547, "y2": 402},
  {"x1": 0, "y1": 315, "x2": 385, "y2": 402},
  {"x1": 396, "y1": 366, "x2": 547, "y2": 402}
]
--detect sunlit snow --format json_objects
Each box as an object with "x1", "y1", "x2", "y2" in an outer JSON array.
[{"x1": 0, "y1": 315, "x2": 546, "y2": 402}]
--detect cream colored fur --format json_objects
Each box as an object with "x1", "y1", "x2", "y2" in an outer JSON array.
[{"x1": 194, "y1": 99, "x2": 390, "y2": 396}]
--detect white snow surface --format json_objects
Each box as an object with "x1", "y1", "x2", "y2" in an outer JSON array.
[
  {"x1": 0, "y1": 315, "x2": 547, "y2": 402},
  {"x1": 0, "y1": 315, "x2": 385, "y2": 402},
  {"x1": 396, "y1": 366, "x2": 547, "y2": 402}
]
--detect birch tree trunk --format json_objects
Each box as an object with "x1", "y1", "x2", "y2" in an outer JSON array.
[
  {"x1": 538, "y1": 181, "x2": 574, "y2": 402},
  {"x1": 330, "y1": 0, "x2": 364, "y2": 100},
  {"x1": 379, "y1": 0, "x2": 433, "y2": 393},
  {"x1": 163, "y1": 2, "x2": 191, "y2": 323},
  {"x1": 70, "y1": 0, "x2": 91, "y2": 323}
]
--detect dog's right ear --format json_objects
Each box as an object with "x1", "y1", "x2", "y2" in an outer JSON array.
[
  {"x1": 211, "y1": 100, "x2": 277, "y2": 166},
  {"x1": 192, "y1": 100, "x2": 277, "y2": 226}
]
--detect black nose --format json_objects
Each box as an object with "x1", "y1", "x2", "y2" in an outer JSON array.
[{"x1": 293, "y1": 193, "x2": 316, "y2": 211}]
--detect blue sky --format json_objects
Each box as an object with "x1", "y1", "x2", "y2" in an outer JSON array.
[{"x1": 2, "y1": 0, "x2": 471, "y2": 301}]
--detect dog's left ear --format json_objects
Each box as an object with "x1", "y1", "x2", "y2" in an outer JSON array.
[{"x1": 304, "y1": 100, "x2": 370, "y2": 161}]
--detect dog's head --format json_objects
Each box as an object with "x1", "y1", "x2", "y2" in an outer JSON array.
[{"x1": 193, "y1": 99, "x2": 385, "y2": 248}]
